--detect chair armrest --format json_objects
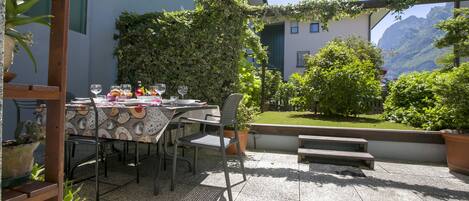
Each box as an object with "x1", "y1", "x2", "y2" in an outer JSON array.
[
  {"x1": 205, "y1": 114, "x2": 221, "y2": 120},
  {"x1": 180, "y1": 117, "x2": 221, "y2": 126}
]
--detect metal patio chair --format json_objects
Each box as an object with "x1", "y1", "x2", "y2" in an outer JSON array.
[{"x1": 170, "y1": 93, "x2": 247, "y2": 201}]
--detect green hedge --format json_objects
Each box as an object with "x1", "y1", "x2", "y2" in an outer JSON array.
[
  {"x1": 383, "y1": 62, "x2": 469, "y2": 130},
  {"x1": 114, "y1": 1, "x2": 247, "y2": 105}
]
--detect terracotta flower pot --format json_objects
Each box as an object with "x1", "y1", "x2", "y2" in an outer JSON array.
[
  {"x1": 4, "y1": 72, "x2": 17, "y2": 83},
  {"x1": 442, "y1": 131, "x2": 469, "y2": 175},
  {"x1": 224, "y1": 129, "x2": 249, "y2": 155},
  {"x1": 2, "y1": 141, "x2": 40, "y2": 188}
]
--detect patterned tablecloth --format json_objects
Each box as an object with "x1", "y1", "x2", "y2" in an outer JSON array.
[{"x1": 37, "y1": 105, "x2": 219, "y2": 144}]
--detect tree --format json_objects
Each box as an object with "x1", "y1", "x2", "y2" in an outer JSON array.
[
  {"x1": 304, "y1": 39, "x2": 381, "y2": 116},
  {"x1": 335, "y1": 36, "x2": 384, "y2": 73},
  {"x1": 435, "y1": 8, "x2": 469, "y2": 66}
]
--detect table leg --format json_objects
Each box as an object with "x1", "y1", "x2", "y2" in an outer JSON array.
[
  {"x1": 135, "y1": 142, "x2": 140, "y2": 184},
  {"x1": 153, "y1": 151, "x2": 162, "y2": 195}
]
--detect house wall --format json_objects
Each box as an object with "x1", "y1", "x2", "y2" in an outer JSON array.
[
  {"x1": 2, "y1": 0, "x2": 195, "y2": 140},
  {"x1": 283, "y1": 15, "x2": 370, "y2": 80}
]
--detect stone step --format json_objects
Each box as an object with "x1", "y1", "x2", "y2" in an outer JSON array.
[{"x1": 298, "y1": 148, "x2": 374, "y2": 169}]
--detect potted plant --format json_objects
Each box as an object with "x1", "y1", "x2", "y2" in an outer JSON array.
[
  {"x1": 4, "y1": 0, "x2": 52, "y2": 82},
  {"x1": 2, "y1": 120, "x2": 45, "y2": 188},
  {"x1": 439, "y1": 63, "x2": 469, "y2": 175},
  {"x1": 225, "y1": 101, "x2": 257, "y2": 155}
]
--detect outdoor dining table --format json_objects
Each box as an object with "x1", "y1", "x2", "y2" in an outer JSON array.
[{"x1": 36, "y1": 101, "x2": 219, "y2": 197}]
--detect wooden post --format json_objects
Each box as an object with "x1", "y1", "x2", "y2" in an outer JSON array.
[
  {"x1": 0, "y1": 0, "x2": 5, "y2": 198},
  {"x1": 45, "y1": 0, "x2": 70, "y2": 200}
]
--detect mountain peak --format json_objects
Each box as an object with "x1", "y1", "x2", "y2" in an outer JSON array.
[{"x1": 378, "y1": 4, "x2": 452, "y2": 79}]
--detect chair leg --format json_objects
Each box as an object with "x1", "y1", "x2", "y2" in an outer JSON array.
[
  {"x1": 220, "y1": 125, "x2": 233, "y2": 201},
  {"x1": 65, "y1": 142, "x2": 70, "y2": 178},
  {"x1": 181, "y1": 126, "x2": 185, "y2": 157},
  {"x1": 193, "y1": 147, "x2": 198, "y2": 175},
  {"x1": 163, "y1": 132, "x2": 167, "y2": 171},
  {"x1": 122, "y1": 142, "x2": 127, "y2": 165},
  {"x1": 221, "y1": 146, "x2": 233, "y2": 201},
  {"x1": 135, "y1": 142, "x2": 140, "y2": 183},
  {"x1": 71, "y1": 142, "x2": 76, "y2": 158},
  {"x1": 147, "y1": 143, "x2": 151, "y2": 156},
  {"x1": 101, "y1": 144, "x2": 108, "y2": 178},
  {"x1": 95, "y1": 142, "x2": 100, "y2": 201},
  {"x1": 171, "y1": 140, "x2": 178, "y2": 191},
  {"x1": 236, "y1": 141, "x2": 247, "y2": 181}
]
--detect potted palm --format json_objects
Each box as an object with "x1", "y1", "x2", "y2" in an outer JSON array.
[
  {"x1": 2, "y1": 120, "x2": 45, "y2": 188},
  {"x1": 225, "y1": 101, "x2": 257, "y2": 155},
  {"x1": 4, "y1": 0, "x2": 52, "y2": 82}
]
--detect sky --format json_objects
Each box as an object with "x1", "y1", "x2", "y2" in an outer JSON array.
[{"x1": 266, "y1": 0, "x2": 446, "y2": 44}]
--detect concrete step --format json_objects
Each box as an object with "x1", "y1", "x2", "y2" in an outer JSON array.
[
  {"x1": 299, "y1": 135, "x2": 368, "y2": 152},
  {"x1": 299, "y1": 135, "x2": 368, "y2": 145},
  {"x1": 298, "y1": 148, "x2": 374, "y2": 169}
]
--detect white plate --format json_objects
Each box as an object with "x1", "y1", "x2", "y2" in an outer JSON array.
[
  {"x1": 75, "y1": 97, "x2": 90, "y2": 101},
  {"x1": 177, "y1": 99, "x2": 198, "y2": 105},
  {"x1": 137, "y1": 96, "x2": 157, "y2": 100},
  {"x1": 71, "y1": 100, "x2": 91, "y2": 104}
]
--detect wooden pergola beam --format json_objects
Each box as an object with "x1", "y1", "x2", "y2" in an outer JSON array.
[{"x1": 360, "y1": 0, "x2": 455, "y2": 8}]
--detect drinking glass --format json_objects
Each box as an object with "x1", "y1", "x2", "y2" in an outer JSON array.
[
  {"x1": 177, "y1": 85, "x2": 188, "y2": 99},
  {"x1": 110, "y1": 85, "x2": 121, "y2": 91},
  {"x1": 170, "y1": 96, "x2": 178, "y2": 106},
  {"x1": 90, "y1": 84, "x2": 102, "y2": 97},
  {"x1": 155, "y1": 83, "x2": 166, "y2": 97},
  {"x1": 121, "y1": 84, "x2": 132, "y2": 94},
  {"x1": 148, "y1": 86, "x2": 157, "y2": 96}
]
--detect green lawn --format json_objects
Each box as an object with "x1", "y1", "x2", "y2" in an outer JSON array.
[{"x1": 254, "y1": 111, "x2": 419, "y2": 130}]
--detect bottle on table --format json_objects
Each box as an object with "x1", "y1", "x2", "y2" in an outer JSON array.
[{"x1": 135, "y1": 81, "x2": 145, "y2": 97}]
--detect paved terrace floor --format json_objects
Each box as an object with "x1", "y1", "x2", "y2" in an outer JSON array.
[{"x1": 75, "y1": 148, "x2": 469, "y2": 201}]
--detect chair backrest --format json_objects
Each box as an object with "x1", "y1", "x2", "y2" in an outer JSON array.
[
  {"x1": 220, "y1": 93, "x2": 243, "y2": 126},
  {"x1": 13, "y1": 100, "x2": 44, "y2": 123}
]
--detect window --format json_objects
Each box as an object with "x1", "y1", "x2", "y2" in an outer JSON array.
[
  {"x1": 290, "y1": 21, "x2": 299, "y2": 34},
  {"x1": 296, "y1": 51, "x2": 310, "y2": 67},
  {"x1": 25, "y1": 0, "x2": 88, "y2": 34},
  {"x1": 310, "y1": 23, "x2": 320, "y2": 33}
]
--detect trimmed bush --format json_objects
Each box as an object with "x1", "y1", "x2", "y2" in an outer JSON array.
[
  {"x1": 304, "y1": 39, "x2": 382, "y2": 116},
  {"x1": 383, "y1": 72, "x2": 439, "y2": 128}
]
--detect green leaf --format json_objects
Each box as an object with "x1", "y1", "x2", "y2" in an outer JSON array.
[
  {"x1": 6, "y1": 15, "x2": 52, "y2": 27},
  {"x1": 5, "y1": 0, "x2": 18, "y2": 19},
  {"x1": 7, "y1": 29, "x2": 38, "y2": 72},
  {"x1": 17, "y1": 0, "x2": 40, "y2": 14}
]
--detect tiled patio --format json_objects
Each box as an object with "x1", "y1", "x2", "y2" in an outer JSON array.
[{"x1": 75, "y1": 148, "x2": 469, "y2": 201}]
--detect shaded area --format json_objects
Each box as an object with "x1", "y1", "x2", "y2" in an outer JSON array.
[{"x1": 73, "y1": 148, "x2": 468, "y2": 201}]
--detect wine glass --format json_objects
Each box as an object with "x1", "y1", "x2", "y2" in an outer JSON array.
[
  {"x1": 121, "y1": 84, "x2": 132, "y2": 97},
  {"x1": 155, "y1": 83, "x2": 166, "y2": 97},
  {"x1": 178, "y1": 85, "x2": 188, "y2": 99},
  {"x1": 110, "y1": 85, "x2": 121, "y2": 91},
  {"x1": 90, "y1": 84, "x2": 102, "y2": 97},
  {"x1": 148, "y1": 85, "x2": 157, "y2": 96}
]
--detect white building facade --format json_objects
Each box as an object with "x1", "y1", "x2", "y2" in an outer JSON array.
[{"x1": 262, "y1": 10, "x2": 388, "y2": 80}]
